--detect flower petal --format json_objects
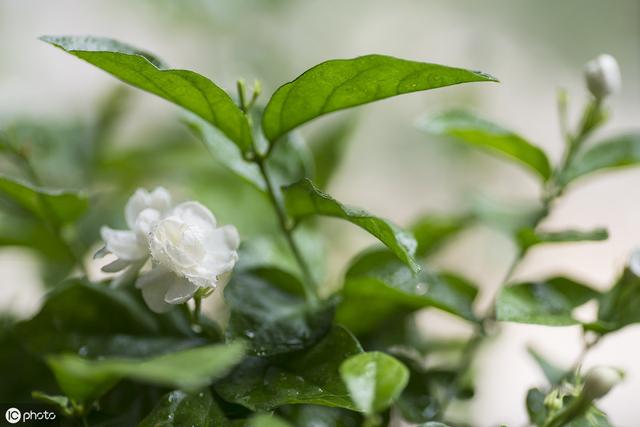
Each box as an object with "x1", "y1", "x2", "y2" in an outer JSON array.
[
  {"x1": 172, "y1": 201, "x2": 217, "y2": 231},
  {"x1": 125, "y1": 187, "x2": 172, "y2": 229},
  {"x1": 100, "y1": 226, "x2": 147, "y2": 261},
  {"x1": 164, "y1": 277, "x2": 199, "y2": 304},
  {"x1": 135, "y1": 266, "x2": 175, "y2": 313}
]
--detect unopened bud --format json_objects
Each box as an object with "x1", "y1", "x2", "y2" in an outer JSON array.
[
  {"x1": 582, "y1": 366, "x2": 622, "y2": 400},
  {"x1": 584, "y1": 54, "x2": 621, "y2": 100}
]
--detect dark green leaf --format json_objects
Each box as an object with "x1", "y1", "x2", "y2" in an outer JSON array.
[
  {"x1": 339, "y1": 351, "x2": 409, "y2": 414},
  {"x1": 309, "y1": 118, "x2": 356, "y2": 189},
  {"x1": 496, "y1": 277, "x2": 599, "y2": 326},
  {"x1": 516, "y1": 228, "x2": 608, "y2": 252},
  {"x1": 283, "y1": 179, "x2": 419, "y2": 272},
  {"x1": 46, "y1": 342, "x2": 246, "y2": 403},
  {"x1": 138, "y1": 390, "x2": 229, "y2": 427},
  {"x1": 598, "y1": 268, "x2": 640, "y2": 333},
  {"x1": 263, "y1": 55, "x2": 496, "y2": 142},
  {"x1": 215, "y1": 326, "x2": 362, "y2": 411},
  {"x1": 526, "y1": 388, "x2": 547, "y2": 427},
  {"x1": 527, "y1": 347, "x2": 568, "y2": 386},
  {"x1": 17, "y1": 280, "x2": 194, "y2": 356},
  {"x1": 225, "y1": 268, "x2": 335, "y2": 356},
  {"x1": 561, "y1": 134, "x2": 640, "y2": 186},
  {"x1": 42, "y1": 35, "x2": 253, "y2": 153},
  {"x1": 0, "y1": 174, "x2": 88, "y2": 223},
  {"x1": 419, "y1": 110, "x2": 552, "y2": 180},
  {"x1": 337, "y1": 250, "x2": 478, "y2": 335},
  {"x1": 410, "y1": 214, "x2": 471, "y2": 257}
]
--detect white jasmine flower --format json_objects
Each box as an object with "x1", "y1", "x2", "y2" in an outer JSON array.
[
  {"x1": 136, "y1": 201, "x2": 240, "y2": 313},
  {"x1": 584, "y1": 54, "x2": 621, "y2": 100},
  {"x1": 629, "y1": 248, "x2": 640, "y2": 276},
  {"x1": 582, "y1": 366, "x2": 622, "y2": 400},
  {"x1": 97, "y1": 187, "x2": 172, "y2": 272}
]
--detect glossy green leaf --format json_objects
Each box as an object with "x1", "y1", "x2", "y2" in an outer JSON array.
[
  {"x1": 138, "y1": 390, "x2": 229, "y2": 427},
  {"x1": 46, "y1": 342, "x2": 246, "y2": 403},
  {"x1": 309, "y1": 118, "x2": 356, "y2": 189},
  {"x1": 419, "y1": 110, "x2": 552, "y2": 180},
  {"x1": 17, "y1": 280, "x2": 194, "y2": 355},
  {"x1": 42, "y1": 35, "x2": 253, "y2": 153},
  {"x1": 277, "y1": 405, "x2": 362, "y2": 427},
  {"x1": 284, "y1": 179, "x2": 419, "y2": 272},
  {"x1": 410, "y1": 214, "x2": 471, "y2": 257},
  {"x1": 337, "y1": 249, "x2": 478, "y2": 335},
  {"x1": 0, "y1": 175, "x2": 88, "y2": 223},
  {"x1": 516, "y1": 227, "x2": 608, "y2": 252},
  {"x1": 598, "y1": 268, "x2": 640, "y2": 333},
  {"x1": 527, "y1": 347, "x2": 568, "y2": 386},
  {"x1": 496, "y1": 278, "x2": 599, "y2": 326},
  {"x1": 215, "y1": 326, "x2": 362, "y2": 411},
  {"x1": 249, "y1": 414, "x2": 294, "y2": 427},
  {"x1": 225, "y1": 268, "x2": 335, "y2": 356},
  {"x1": 339, "y1": 351, "x2": 409, "y2": 414},
  {"x1": 561, "y1": 134, "x2": 640, "y2": 186},
  {"x1": 263, "y1": 55, "x2": 496, "y2": 142}
]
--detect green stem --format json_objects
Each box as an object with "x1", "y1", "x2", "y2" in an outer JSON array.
[{"x1": 255, "y1": 157, "x2": 318, "y2": 305}]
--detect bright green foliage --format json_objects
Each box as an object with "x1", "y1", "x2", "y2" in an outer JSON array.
[
  {"x1": 263, "y1": 55, "x2": 497, "y2": 142},
  {"x1": 225, "y1": 269, "x2": 335, "y2": 356},
  {"x1": 46, "y1": 342, "x2": 245, "y2": 403},
  {"x1": 526, "y1": 388, "x2": 613, "y2": 427},
  {"x1": 0, "y1": 175, "x2": 88, "y2": 223},
  {"x1": 339, "y1": 351, "x2": 409, "y2": 415},
  {"x1": 419, "y1": 110, "x2": 552, "y2": 180},
  {"x1": 337, "y1": 249, "x2": 478, "y2": 334},
  {"x1": 41, "y1": 36, "x2": 253, "y2": 154},
  {"x1": 410, "y1": 214, "x2": 471, "y2": 257},
  {"x1": 561, "y1": 134, "x2": 640, "y2": 185},
  {"x1": 516, "y1": 227, "x2": 608, "y2": 252},
  {"x1": 138, "y1": 390, "x2": 230, "y2": 427},
  {"x1": 283, "y1": 179, "x2": 419, "y2": 272},
  {"x1": 497, "y1": 278, "x2": 599, "y2": 326},
  {"x1": 598, "y1": 268, "x2": 640, "y2": 333},
  {"x1": 249, "y1": 414, "x2": 294, "y2": 427},
  {"x1": 215, "y1": 326, "x2": 362, "y2": 411}
]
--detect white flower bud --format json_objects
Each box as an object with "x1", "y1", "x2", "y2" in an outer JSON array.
[
  {"x1": 582, "y1": 366, "x2": 622, "y2": 400},
  {"x1": 629, "y1": 248, "x2": 640, "y2": 277},
  {"x1": 584, "y1": 54, "x2": 621, "y2": 100}
]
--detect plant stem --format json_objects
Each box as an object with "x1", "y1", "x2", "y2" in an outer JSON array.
[{"x1": 255, "y1": 156, "x2": 318, "y2": 305}]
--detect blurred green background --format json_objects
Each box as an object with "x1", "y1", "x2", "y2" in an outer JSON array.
[{"x1": 0, "y1": 0, "x2": 638, "y2": 425}]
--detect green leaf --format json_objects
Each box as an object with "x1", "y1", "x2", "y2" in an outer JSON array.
[
  {"x1": 42, "y1": 35, "x2": 253, "y2": 154},
  {"x1": 283, "y1": 179, "x2": 419, "y2": 272},
  {"x1": 138, "y1": 390, "x2": 229, "y2": 427},
  {"x1": 46, "y1": 342, "x2": 246, "y2": 403},
  {"x1": 496, "y1": 277, "x2": 599, "y2": 326},
  {"x1": 337, "y1": 249, "x2": 478, "y2": 335},
  {"x1": 17, "y1": 280, "x2": 194, "y2": 356},
  {"x1": 277, "y1": 405, "x2": 362, "y2": 427},
  {"x1": 561, "y1": 134, "x2": 640, "y2": 185},
  {"x1": 309, "y1": 118, "x2": 356, "y2": 189},
  {"x1": 516, "y1": 227, "x2": 608, "y2": 252},
  {"x1": 0, "y1": 174, "x2": 88, "y2": 223},
  {"x1": 249, "y1": 414, "x2": 294, "y2": 427},
  {"x1": 598, "y1": 268, "x2": 640, "y2": 333},
  {"x1": 526, "y1": 388, "x2": 547, "y2": 427},
  {"x1": 410, "y1": 214, "x2": 471, "y2": 257},
  {"x1": 225, "y1": 268, "x2": 335, "y2": 356},
  {"x1": 339, "y1": 351, "x2": 408, "y2": 414},
  {"x1": 527, "y1": 347, "x2": 568, "y2": 386},
  {"x1": 419, "y1": 110, "x2": 552, "y2": 180},
  {"x1": 215, "y1": 326, "x2": 363, "y2": 411},
  {"x1": 262, "y1": 55, "x2": 496, "y2": 142}
]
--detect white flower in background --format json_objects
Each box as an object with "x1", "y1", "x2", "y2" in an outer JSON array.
[
  {"x1": 629, "y1": 248, "x2": 640, "y2": 276},
  {"x1": 582, "y1": 366, "x2": 623, "y2": 400},
  {"x1": 97, "y1": 187, "x2": 172, "y2": 272},
  {"x1": 98, "y1": 188, "x2": 240, "y2": 313},
  {"x1": 584, "y1": 54, "x2": 621, "y2": 100}
]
